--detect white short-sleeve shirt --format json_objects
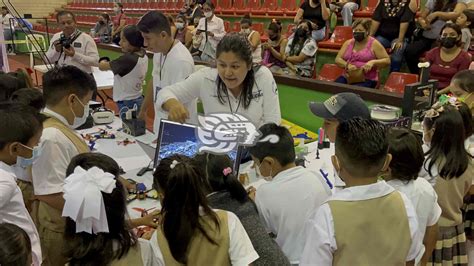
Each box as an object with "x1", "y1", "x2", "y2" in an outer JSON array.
[
  {"x1": 255, "y1": 166, "x2": 332, "y2": 264},
  {"x1": 149, "y1": 210, "x2": 259, "y2": 266},
  {"x1": 32, "y1": 108, "x2": 85, "y2": 195},
  {"x1": 300, "y1": 181, "x2": 423, "y2": 266},
  {"x1": 0, "y1": 162, "x2": 42, "y2": 266}
]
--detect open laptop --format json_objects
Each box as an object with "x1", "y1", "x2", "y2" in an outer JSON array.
[{"x1": 153, "y1": 119, "x2": 243, "y2": 176}]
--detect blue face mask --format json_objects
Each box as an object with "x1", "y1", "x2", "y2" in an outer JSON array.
[{"x1": 15, "y1": 144, "x2": 42, "y2": 168}]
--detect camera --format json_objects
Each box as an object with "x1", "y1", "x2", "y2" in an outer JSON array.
[{"x1": 58, "y1": 34, "x2": 72, "y2": 49}]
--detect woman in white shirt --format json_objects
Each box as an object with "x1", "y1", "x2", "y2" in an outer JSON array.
[
  {"x1": 156, "y1": 33, "x2": 281, "y2": 128},
  {"x1": 240, "y1": 15, "x2": 262, "y2": 64},
  {"x1": 196, "y1": 1, "x2": 226, "y2": 62},
  {"x1": 150, "y1": 154, "x2": 259, "y2": 265}
]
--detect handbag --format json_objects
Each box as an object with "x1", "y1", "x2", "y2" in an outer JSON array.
[{"x1": 346, "y1": 67, "x2": 366, "y2": 84}]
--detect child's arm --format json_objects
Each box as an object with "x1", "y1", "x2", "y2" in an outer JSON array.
[
  {"x1": 421, "y1": 223, "x2": 438, "y2": 265},
  {"x1": 36, "y1": 193, "x2": 65, "y2": 211}
]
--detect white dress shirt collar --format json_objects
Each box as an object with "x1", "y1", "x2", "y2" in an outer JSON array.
[
  {"x1": 43, "y1": 107, "x2": 71, "y2": 126},
  {"x1": 329, "y1": 180, "x2": 395, "y2": 201},
  {"x1": 0, "y1": 161, "x2": 14, "y2": 176}
]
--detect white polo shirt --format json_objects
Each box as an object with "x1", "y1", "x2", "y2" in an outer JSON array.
[
  {"x1": 255, "y1": 166, "x2": 332, "y2": 264},
  {"x1": 300, "y1": 181, "x2": 423, "y2": 265},
  {"x1": 196, "y1": 15, "x2": 226, "y2": 52},
  {"x1": 152, "y1": 41, "x2": 195, "y2": 133},
  {"x1": 32, "y1": 108, "x2": 85, "y2": 195},
  {"x1": 0, "y1": 162, "x2": 42, "y2": 266},
  {"x1": 149, "y1": 210, "x2": 259, "y2": 266},
  {"x1": 46, "y1": 30, "x2": 99, "y2": 74},
  {"x1": 156, "y1": 66, "x2": 281, "y2": 128}
]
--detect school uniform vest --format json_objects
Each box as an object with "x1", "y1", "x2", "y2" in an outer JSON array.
[
  {"x1": 156, "y1": 210, "x2": 231, "y2": 266},
  {"x1": 110, "y1": 244, "x2": 144, "y2": 266},
  {"x1": 38, "y1": 115, "x2": 89, "y2": 232},
  {"x1": 328, "y1": 191, "x2": 411, "y2": 266}
]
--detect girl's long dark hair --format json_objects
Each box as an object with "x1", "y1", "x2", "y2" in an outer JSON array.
[
  {"x1": 289, "y1": 20, "x2": 313, "y2": 56},
  {"x1": 433, "y1": 0, "x2": 456, "y2": 13},
  {"x1": 64, "y1": 153, "x2": 136, "y2": 266},
  {"x1": 153, "y1": 155, "x2": 220, "y2": 264},
  {"x1": 215, "y1": 32, "x2": 258, "y2": 110},
  {"x1": 423, "y1": 105, "x2": 472, "y2": 179},
  {"x1": 194, "y1": 153, "x2": 248, "y2": 203}
]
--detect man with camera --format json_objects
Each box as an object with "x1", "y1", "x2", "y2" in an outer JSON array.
[{"x1": 46, "y1": 11, "x2": 99, "y2": 74}]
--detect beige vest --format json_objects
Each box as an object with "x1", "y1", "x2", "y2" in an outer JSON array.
[
  {"x1": 329, "y1": 191, "x2": 411, "y2": 266},
  {"x1": 110, "y1": 244, "x2": 144, "y2": 266},
  {"x1": 38, "y1": 115, "x2": 89, "y2": 232},
  {"x1": 156, "y1": 210, "x2": 231, "y2": 266}
]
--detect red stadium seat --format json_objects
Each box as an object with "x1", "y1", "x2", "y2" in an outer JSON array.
[
  {"x1": 216, "y1": 0, "x2": 234, "y2": 14},
  {"x1": 232, "y1": 0, "x2": 249, "y2": 15},
  {"x1": 247, "y1": 0, "x2": 263, "y2": 15},
  {"x1": 317, "y1": 64, "x2": 345, "y2": 81},
  {"x1": 232, "y1": 21, "x2": 241, "y2": 32},
  {"x1": 383, "y1": 72, "x2": 419, "y2": 94},
  {"x1": 318, "y1": 26, "x2": 352, "y2": 49},
  {"x1": 224, "y1": 20, "x2": 231, "y2": 32},
  {"x1": 282, "y1": 0, "x2": 298, "y2": 16},
  {"x1": 265, "y1": 0, "x2": 284, "y2": 16},
  {"x1": 285, "y1": 23, "x2": 296, "y2": 37},
  {"x1": 354, "y1": 0, "x2": 379, "y2": 18},
  {"x1": 252, "y1": 23, "x2": 265, "y2": 35}
]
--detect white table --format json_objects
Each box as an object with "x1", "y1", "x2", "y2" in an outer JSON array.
[{"x1": 33, "y1": 65, "x2": 114, "y2": 90}]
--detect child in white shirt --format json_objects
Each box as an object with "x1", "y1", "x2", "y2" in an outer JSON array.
[
  {"x1": 0, "y1": 102, "x2": 43, "y2": 266},
  {"x1": 456, "y1": 9, "x2": 473, "y2": 51}
]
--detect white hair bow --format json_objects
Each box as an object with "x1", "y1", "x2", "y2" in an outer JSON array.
[{"x1": 62, "y1": 166, "x2": 116, "y2": 234}]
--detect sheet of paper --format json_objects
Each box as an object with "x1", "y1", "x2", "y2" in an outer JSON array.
[
  {"x1": 92, "y1": 67, "x2": 114, "y2": 89},
  {"x1": 115, "y1": 155, "x2": 151, "y2": 172}
]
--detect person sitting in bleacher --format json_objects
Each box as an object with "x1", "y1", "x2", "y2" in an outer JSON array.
[
  {"x1": 456, "y1": 9, "x2": 473, "y2": 51},
  {"x1": 195, "y1": 1, "x2": 226, "y2": 63},
  {"x1": 334, "y1": 19, "x2": 390, "y2": 88},
  {"x1": 294, "y1": 0, "x2": 330, "y2": 41},
  {"x1": 91, "y1": 13, "x2": 112, "y2": 43},
  {"x1": 175, "y1": 14, "x2": 193, "y2": 49},
  {"x1": 405, "y1": 0, "x2": 466, "y2": 74},
  {"x1": 438, "y1": 69, "x2": 474, "y2": 114},
  {"x1": 330, "y1": 0, "x2": 360, "y2": 27},
  {"x1": 111, "y1": 2, "x2": 126, "y2": 45},
  {"x1": 424, "y1": 23, "x2": 471, "y2": 89},
  {"x1": 240, "y1": 15, "x2": 262, "y2": 65},
  {"x1": 262, "y1": 19, "x2": 288, "y2": 74},
  {"x1": 370, "y1": 0, "x2": 417, "y2": 72},
  {"x1": 284, "y1": 20, "x2": 318, "y2": 78}
]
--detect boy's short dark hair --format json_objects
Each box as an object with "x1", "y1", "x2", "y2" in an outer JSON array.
[
  {"x1": 122, "y1": 25, "x2": 144, "y2": 48},
  {"x1": 335, "y1": 118, "x2": 388, "y2": 178},
  {"x1": 42, "y1": 66, "x2": 96, "y2": 106},
  {"x1": 452, "y1": 69, "x2": 474, "y2": 93},
  {"x1": 137, "y1": 11, "x2": 171, "y2": 35},
  {"x1": 56, "y1": 10, "x2": 76, "y2": 22},
  {"x1": 387, "y1": 128, "x2": 424, "y2": 181},
  {"x1": 0, "y1": 223, "x2": 31, "y2": 266},
  {"x1": 0, "y1": 73, "x2": 22, "y2": 101},
  {"x1": 463, "y1": 9, "x2": 474, "y2": 29},
  {"x1": 10, "y1": 88, "x2": 45, "y2": 111},
  {"x1": 0, "y1": 102, "x2": 44, "y2": 150},
  {"x1": 248, "y1": 123, "x2": 295, "y2": 166}
]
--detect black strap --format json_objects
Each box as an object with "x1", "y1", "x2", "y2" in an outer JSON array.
[{"x1": 205, "y1": 18, "x2": 208, "y2": 42}]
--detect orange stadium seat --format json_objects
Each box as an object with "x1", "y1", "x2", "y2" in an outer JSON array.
[
  {"x1": 317, "y1": 64, "x2": 345, "y2": 81},
  {"x1": 318, "y1": 26, "x2": 352, "y2": 50},
  {"x1": 354, "y1": 0, "x2": 379, "y2": 18},
  {"x1": 383, "y1": 72, "x2": 419, "y2": 94}
]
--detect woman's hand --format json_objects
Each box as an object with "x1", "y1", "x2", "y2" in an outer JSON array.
[
  {"x1": 140, "y1": 229, "x2": 155, "y2": 240},
  {"x1": 362, "y1": 61, "x2": 374, "y2": 73},
  {"x1": 392, "y1": 39, "x2": 404, "y2": 51},
  {"x1": 347, "y1": 64, "x2": 358, "y2": 72},
  {"x1": 166, "y1": 99, "x2": 190, "y2": 123},
  {"x1": 139, "y1": 210, "x2": 162, "y2": 228},
  {"x1": 207, "y1": 31, "x2": 214, "y2": 37}
]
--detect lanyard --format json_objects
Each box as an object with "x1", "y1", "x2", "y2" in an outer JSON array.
[
  {"x1": 228, "y1": 93, "x2": 242, "y2": 114},
  {"x1": 154, "y1": 41, "x2": 175, "y2": 102}
]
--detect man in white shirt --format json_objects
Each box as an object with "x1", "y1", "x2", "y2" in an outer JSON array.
[
  {"x1": 248, "y1": 123, "x2": 332, "y2": 264},
  {"x1": 196, "y1": 1, "x2": 226, "y2": 62},
  {"x1": 46, "y1": 11, "x2": 99, "y2": 74},
  {"x1": 1, "y1": 6, "x2": 16, "y2": 54},
  {"x1": 137, "y1": 11, "x2": 196, "y2": 133},
  {"x1": 300, "y1": 118, "x2": 423, "y2": 265},
  {"x1": 308, "y1": 92, "x2": 371, "y2": 190},
  {"x1": 0, "y1": 103, "x2": 43, "y2": 266},
  {"x1": 32, "y1": 66, "x2": 95, "y2": 266}
]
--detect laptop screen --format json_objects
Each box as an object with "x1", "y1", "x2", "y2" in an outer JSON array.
[{"x1": 154, "y1": 120, "x2": 242, "y2": 175}]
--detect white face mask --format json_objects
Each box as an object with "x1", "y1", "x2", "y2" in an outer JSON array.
[
  {"x1": 70, "y1": 96, "x2": 89, "y2": 129},
  {"x1": 241, "y1": 28, "x2": 251, "y2": 35},
  {"x1": 204, "y1": 11, "x2": 213, "y2": 18},
  {"x1": 14, "y1": 143, "x2": 42, "y2": 168},
  {"x1": 176, "y1": 22, "x2": 185, "y2": 30}
]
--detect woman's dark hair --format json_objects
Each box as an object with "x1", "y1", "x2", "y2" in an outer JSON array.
[
  {"x1": 268, "y1": 19, "x2": 282, "y2": 33},
  {"x1": 202, "y1": 0, "x2": 215, "y2": 10},
  {"x1": 241, "y1": 14, "x2": 252, "y2": 26},
  {"x1": 289, "y1": 20, "x2": 313, "y2": 56},
  {"x1": 215, "y1": 32, "x2": 257, "y2": 110},
  {"x1": 433, "y1": 0, "x2": 457, "y2": 13},
  {"x1": 10, "y1": 88, "x2": 45, "y2": 111},
  {"x1": 464, "y1": 9, "x2": 474, "y2": 29},
  {"x1": 352, "y1": 19, "x2": 371, "y2": 32},
  {"x1": 0, "y1": 223, "x2": 31, "y2": 266},
  {"x1": 423, "y1": 105, "x2": 472, "y2": 179},
  {"x1": 439, "y1": 23, "x2": 463, "y2": 47},
  {"x1": 452, "y1": 70, "x2": 474, "y2": 93},
  {"x1": 387, "y1": 128, "x2": 424, "y2": 181},
  {"x1": 459, "y1": 102, "x2": 473, "y2": 139},
  {"x1": 64, "y1": 153, "x2": 136, "y2": 266},
  {"x1": 122, "y1": 25, "x2": 144, "y2": 48},
  {"x1": 115, "y1": 2, "x2": 124, "y2": 11},
  {"x1": 194, "y1": 153, "x2": 248, "y2": 203},
  {"x1": 100, "y1": 13, "x2": 110, "y2": 22},
  {"x1": 0, "y1": 72, "x2": 23, "y2": 101},
  {"x1": 153, "y1": 154, "x2": 220, "y2": 264}
]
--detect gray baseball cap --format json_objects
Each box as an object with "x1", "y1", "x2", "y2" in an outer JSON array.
[{"x1": 309, "y1": 92, "x2": 370, "y2": 121}]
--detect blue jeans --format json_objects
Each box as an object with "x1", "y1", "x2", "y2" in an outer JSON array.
[
  {"x1": 375, "y1": 35, "x2": 407, "y2": 72},
  {"x1": 116, "y1": 96, "x2": 143, "y2": 119},
  {"x1": 312, "y1": 27, "x2": 326, "y2": 42},
  {"x1": 335, "y1": 75, "x2": 377, "y2": 88}
]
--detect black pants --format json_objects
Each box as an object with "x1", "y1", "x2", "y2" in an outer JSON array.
[{"x1": 405, "y1": 36, "x2": 436, "y2": 74}]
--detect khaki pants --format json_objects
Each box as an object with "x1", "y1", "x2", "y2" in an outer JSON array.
[
  {"x1": 17, "y1": 179, "x2": 35, "y2": 212},
  {"x1": 39, "y1": 225, "x2": 67, "y2": 266}
]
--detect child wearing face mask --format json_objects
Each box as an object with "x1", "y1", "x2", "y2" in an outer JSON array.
[
  {"x1": 248, "y1": 123, "x2": 331, "y2": 264},
  {"x1": 175, "y1": 14, "x2": 193, "y2": 49},
  {"x1": 283, "y1": 20, "x2": 318, "y2": 77},
  {"x1": 455, "y1": 9, "x2": 473, "y2": 52},
  {"x1": 300, "y1": 118, "x2": 423, "y2": 265},
  {"x1": 31, "y1": 66, "x2": 95, "y2": 266},
  {"x1": 240, "y1": 15, "x2": 262, "y2": 64},
  {"x1": 420, "y1": 101, "x2": 473, "y2": 265},
  {"x1": 0, "y1": 102, "x2": 44, "y2": 266}
]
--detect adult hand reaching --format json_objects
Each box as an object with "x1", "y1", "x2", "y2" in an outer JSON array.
[{"x1": 165, "y1": 99, "x2": 190, "y2": 123}]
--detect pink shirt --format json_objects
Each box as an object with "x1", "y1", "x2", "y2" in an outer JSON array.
[
  {"x1": 426, "y1": 47, "x2": 471, "y2": 89},
  {"x1": 343, "y1": 37, "x2": 378, "y2": 81}
]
